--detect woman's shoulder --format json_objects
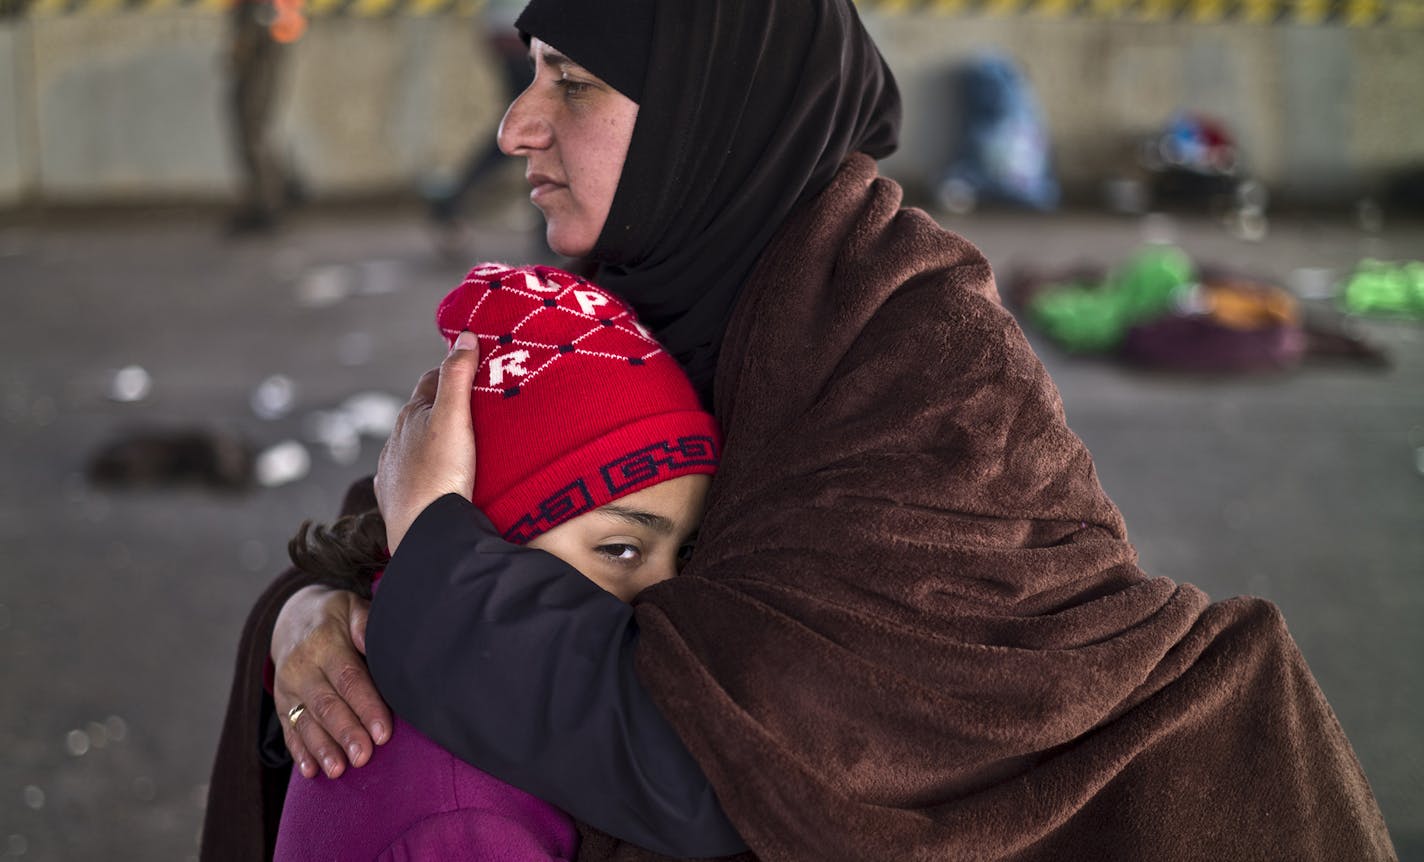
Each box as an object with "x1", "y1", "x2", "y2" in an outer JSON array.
[
  {"x1": 714, "y1": 161, "x2": 1019, "y2": 434},
  {"x1": 819, "y1": 196, "x2": 1014, "y2": 361}
]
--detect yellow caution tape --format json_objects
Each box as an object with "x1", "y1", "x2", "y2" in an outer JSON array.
[
  {"x1": 26, "y1": 0, "x2": 70, "y2": 17},
  {"x1": 1241, "y1": 0, "x2": 1279, "y2": 24},
  {"x1": 852, "y1": 0, "x2": 1418, "y2": 25},
  {"x1": 6, "y1": 0, "x2": 1416, "y2": 28}
]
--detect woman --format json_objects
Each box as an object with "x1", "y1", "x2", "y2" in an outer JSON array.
[{"x1": 204, "y1": 1, "x2": 1394, "y2": 860}]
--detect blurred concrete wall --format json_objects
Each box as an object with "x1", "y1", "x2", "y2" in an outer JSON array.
[
  {"x1": 0, "y1": 11, "x2": 1421, "y2": 208},
  {"x1": 0, "y1": 14, "x2": 502, "y2": 206},
  {"x1": 867, "y1": 14, "x2": 1424, "y2": 203}
]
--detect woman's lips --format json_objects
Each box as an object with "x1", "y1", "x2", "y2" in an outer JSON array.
[{"x1": 528, "y1": 173, "x2": 565, "y2": 203}]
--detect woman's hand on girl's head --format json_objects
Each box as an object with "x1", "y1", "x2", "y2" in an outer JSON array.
[
  {"x1": 376, "y1": 332, "x2": 480, "y2": 554},
  {"x1": 271, "y1": 585, "x2": 392, "y2": 779}
]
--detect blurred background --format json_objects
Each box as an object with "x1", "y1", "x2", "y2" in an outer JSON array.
[{"x1": 1, "y1": 1, "x2": 1422, "y2": 859}]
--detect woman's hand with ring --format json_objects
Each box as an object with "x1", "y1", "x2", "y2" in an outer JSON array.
[{"x1": 271, "y1": 585, "x2": 391, "y2": 779}]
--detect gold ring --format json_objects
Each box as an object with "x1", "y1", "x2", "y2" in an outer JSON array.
[{"x1": 287, "y1": 703, "x2": 307, "y2": 727}]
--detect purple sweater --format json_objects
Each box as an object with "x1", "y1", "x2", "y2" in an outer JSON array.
[{"x1": 274, "y1": 715, "x2": 578, "y2": 861}]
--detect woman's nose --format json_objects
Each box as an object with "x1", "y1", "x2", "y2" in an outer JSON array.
[{"x1": 497, "y1": 88, "x2": 549, "y2": 156}]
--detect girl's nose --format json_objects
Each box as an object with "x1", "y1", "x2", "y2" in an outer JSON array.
[{"x1": 647, "y1": 559, "x2": 679, "y2": 590}]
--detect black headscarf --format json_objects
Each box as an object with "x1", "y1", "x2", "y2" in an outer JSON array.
[
  {"x1": 519, "y1": 0, "x2": 901, "y2": 403},
  {"x1": 514, "y1": 0, "x2": 654, "y2": 102}
]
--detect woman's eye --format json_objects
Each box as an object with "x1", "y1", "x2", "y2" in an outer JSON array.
[
  {"x1": 596, "y1": 543, "x2": 641, "y2": 563},
  {"x1": 555, "y1": 77, "x2": 592, "y2": 98}
]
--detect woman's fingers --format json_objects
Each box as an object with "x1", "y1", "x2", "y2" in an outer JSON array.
[
  {"x1": 407, "y1": 366, "x2": 442, "y2": 406},
  {"x1": 278, "y1": 654, "x2": 375, "y2": 777},
  {"x1": 274, "y1": 650, "x2": 349, "y2": 778},
  {"x1": 430, "y1": 331, "x2": 480, "y2": 433},
  {"x1": 349, "y1": 592, "x2": 370, "y2": 655},
  {"x1": 279, "y1": 704, "x2": 318, "y2": 779},
  {"x1": 272, "y1": 586, "x2": 391, "y2": 777},
  {"x1": 303, "y1": 678, "x2": 374, "y2": 774},
  {"x1": 343, "y1": 598, "x2": 390, "y2": 744},
  {"x1": 376, "y1": 335, "x2": 481, "y2": 553}
]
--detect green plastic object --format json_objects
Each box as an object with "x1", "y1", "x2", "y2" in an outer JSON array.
[
  {"x1": 1341, "y1": 259, "x2": 1424, "y2": 318},
  {"x1": 1028, "y1": 246, "x2": 1195, "y2": 352}
]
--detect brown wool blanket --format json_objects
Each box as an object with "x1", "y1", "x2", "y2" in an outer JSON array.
[{"x1": 584, "y1": 154, "x2": 1395, "y2": 861}]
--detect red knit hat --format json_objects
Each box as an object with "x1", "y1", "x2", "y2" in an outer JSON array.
[{"x1": 436, "y1": 263, "x2": 720, "y2": 544}]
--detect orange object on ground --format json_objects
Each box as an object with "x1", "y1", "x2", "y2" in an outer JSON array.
[{"x1": 1202, "y1": 278, "x2": 1299, "y2": 330}]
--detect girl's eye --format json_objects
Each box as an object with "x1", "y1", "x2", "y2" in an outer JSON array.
[
  {"x1": 596, "y1": 543, "x2": 641, "y2": 563},
  {"x1": 677, "y1": 530, "x2": 700, "y2": 572}
]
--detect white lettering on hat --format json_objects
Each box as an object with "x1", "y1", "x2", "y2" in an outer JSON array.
[
  {"x1": 523, "y1": 271, "x2": 557, "y2": 292},
  {"x1": 574, "y1": 290, "x2": 609, "y2": 317},
  {"x1": 488, "y1": 350, "x2": 531, "y2": 386}
]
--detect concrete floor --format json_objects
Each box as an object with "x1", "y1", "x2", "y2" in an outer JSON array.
[{"x1": 0, "y1": 199, "x2": 1420, "y2": 860}]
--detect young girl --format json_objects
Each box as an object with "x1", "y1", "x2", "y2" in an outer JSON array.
[{"x1": 272, "y1": 262, "x2": 719, "y2": 860}]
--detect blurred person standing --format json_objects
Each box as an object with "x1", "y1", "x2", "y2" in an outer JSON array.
[
  {"x1": 227, "y1": 0, "x2": 305, "y2": 234},
  {"x1": 424, "y1": 0, "x2": 535, "y2": 255}
]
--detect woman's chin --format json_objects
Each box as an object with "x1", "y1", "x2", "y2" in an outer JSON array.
[{"x1": 544, "y1": 225, "x2": 596, "y2": 260}]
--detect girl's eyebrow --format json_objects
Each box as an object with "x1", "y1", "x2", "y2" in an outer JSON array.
[{"x1": 596, "y1": 505, "x2": 676, "y2": 535}]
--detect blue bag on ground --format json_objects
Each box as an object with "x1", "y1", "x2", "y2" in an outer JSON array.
[{"x1": 937, "y1": 53, "x2": 1060, "y2": 212}]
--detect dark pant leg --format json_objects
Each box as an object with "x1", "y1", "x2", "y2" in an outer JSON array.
[{"x1": 230, "y1": 7, "x2": 287, "y2": 220}]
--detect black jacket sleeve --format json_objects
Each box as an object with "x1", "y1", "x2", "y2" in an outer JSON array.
[{"x1": 365, "y1": 493, "x2": 746, "y2": 858}]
